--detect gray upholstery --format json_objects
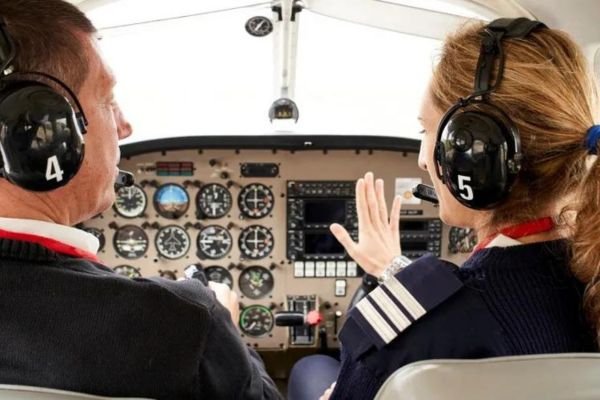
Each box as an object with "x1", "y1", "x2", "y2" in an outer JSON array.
[
  {"x1": 374, "y1": 353, "x2": 600, "y2": 400},
  {"x1": 0, "y1": 385, "x2": 152, "y2": 400}
]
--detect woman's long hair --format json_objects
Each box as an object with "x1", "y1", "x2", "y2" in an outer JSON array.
[{"x1": 430, "y1": 21, "x2": 600, "y2": 344}]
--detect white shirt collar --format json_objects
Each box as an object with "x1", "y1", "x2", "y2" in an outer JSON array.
[
  {"x1": 485, "y1": 233, "x2": 523, "y2": 249},
  {"x1": 0, "y1": 217, "x2": 99, "y2": 254}
]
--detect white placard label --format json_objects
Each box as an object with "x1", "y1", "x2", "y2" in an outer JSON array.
[{"x1": 394, "y1": 178, "x2": 422, "y2": 204}]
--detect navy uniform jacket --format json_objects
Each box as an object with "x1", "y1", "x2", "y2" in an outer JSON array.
[
  {"x1": 0, "y1": 238, "x2": 282, "y2": 400},
  {"x1": 331, "y1": 240, "x2": 595, "y2": 400}
]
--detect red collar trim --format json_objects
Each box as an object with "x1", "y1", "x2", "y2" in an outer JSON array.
[
  {"x1": 0, "y1": 228, "x2": 100, "y2": 262},
  {"x1": 474, "y1": 217, "x2": 555, "y2": 253}
]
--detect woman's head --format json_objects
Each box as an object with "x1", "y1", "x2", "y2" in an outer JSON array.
[{"x1": 420, "y1": 19, "x2": 600, "y2": 343}]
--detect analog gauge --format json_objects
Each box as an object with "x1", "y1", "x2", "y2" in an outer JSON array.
[
  {"x1": 448, "y1": 227, "x2": 477, "y2": 254},
  {"x1": 196, "y1": 183, "x2": 232, "y2": 219},
  {"x1": 197, "y1": 225, "x2": 233, "y2": 259},
  {"x1": 153, "y1": 183, "x2": 190, "y2": 219},
  {"x1": 81, "y1": 227, "x2": 105, "y2": 252},
  {"x1": 239, "y1": 305, "x2": 274, "y2": 337},
  {"x1": 113, "y1": 225, "x2": 149, "y2": 259},
  {"x1": 113, "y1": 265, "x2": 141, "y2": 279},
  {"x1": 238, "y1": 183, "x2": 274, "y2": 219},
  {"x1": 114, "y1": 184, "x2": 147, "y2": 218},
  {"x1": 239, "y1": 225, "x2": 274, "y2": 259},
  {"x1": 239, "y1": 266, "x2": 274, "y2": 299},
  {"x1": 245, "y1": 16, "x2": 273, "y2": 38},
  {"x1": 205, "y1": 266, "x2": 234, "y2": 289},
  {"x1": 156, "y1": 225, "x2": 191, "y2": 259}
]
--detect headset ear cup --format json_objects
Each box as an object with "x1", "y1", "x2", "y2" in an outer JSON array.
[
  {"x1": 0, "y1": 84, "x2": 85, "y2": 191},
  {"x1": 441, "y1": 109, "x2": 518, "y2": 209}
]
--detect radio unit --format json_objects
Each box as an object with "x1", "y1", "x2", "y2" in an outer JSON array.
[
  {"x1": 287, "y1": 181, "x2": 358, "y2": 262},
  {"x1": 399, "y1": 219, "x2": 442, "y2": 259}
]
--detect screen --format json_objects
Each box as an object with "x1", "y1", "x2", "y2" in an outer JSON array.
[
  {"x1": 400, "y1": 220, "x2": 427, "y2": 231},
  {"x1": 304, "y1": 200, "x2": 346, "y2": 224},
  {"x1": 400, "y1": 241, "x2": 428, "y2": 251},
  {"x1": 304, "y1": 232, "x2": 345, "y2": 255}
]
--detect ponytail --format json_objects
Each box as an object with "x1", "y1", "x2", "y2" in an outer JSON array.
[{"x1": 570, "y1": 153, "x2": 600, "y2": 345}]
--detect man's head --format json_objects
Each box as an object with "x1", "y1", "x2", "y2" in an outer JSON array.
[{"x1": 0, "y1": 0, "x2": 132, "y2": 225}]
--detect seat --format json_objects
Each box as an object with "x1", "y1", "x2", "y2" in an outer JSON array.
[
  {"x1": 0, "y1": 385, "x2": 153, "y2": 400},
  {"x1": 374, "y1": 353, "x2": 600, "y2": 400}
]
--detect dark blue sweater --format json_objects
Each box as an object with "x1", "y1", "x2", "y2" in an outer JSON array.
[{"x1": 332, "y1": 240, "x2": 595, "y2": 400}]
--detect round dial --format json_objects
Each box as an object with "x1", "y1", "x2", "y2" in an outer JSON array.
[
  {"x1": 448, "y1": 227, "x2": 477, "y2": 254},
  {"x1": 245, "y1": 16, "x2": 273, "y2": 37},
  {"x1": 113, "y1": 265, "x2": 141, "y2": 278},
  {"x1": 113, "y1": 225, "x2": 149, "y2": 259},
  {"x1": 153, "y1": 183, "x2": 190, "y2": 219},
  {"x1": 196, "y1": 183, "x2": 232, "y2": 219},
  {"x1": 205, "y1": 266, "x2": 234, "y2": 289},
  {"x1": 239, "y1": 305, "x2": 274, "y2": 337},
  {"x1": 114, "y1": 184, "x2": 147, "y2": 218},
  {"x1": 239, "y1": 225, "x2": 274, "y2": 259},
  {"x1": 239, "y1": 266, "x2": 274, "y2": 299},
  {"x1": 155, "y1": 225, "x2": 191, "y2": 259},
  {"x1": 238, "y1": 183, "x2": 274, "y2": 219},
  {"x1": 81, "y1": 227, "x2": 105, "y2": 252},
  {"x1": 197, "y1": 225, "x2": 233, "y2": 259}
]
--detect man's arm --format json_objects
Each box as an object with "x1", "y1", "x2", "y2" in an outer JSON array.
[{"x1": 197, "y1": 296, "x2": 283, "y2": 400}]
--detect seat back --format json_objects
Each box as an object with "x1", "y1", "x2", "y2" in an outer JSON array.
[
  {"x1": 0, "y1": 385, "x2": 153, "y2": 400},
  {"x1": 374, "y1": 353, "x2": 600, "y2": 400}
]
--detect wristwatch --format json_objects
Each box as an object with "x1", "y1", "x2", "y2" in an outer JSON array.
[{"x1": 378, "y1": 255, "x2": 413, "y2": 283}]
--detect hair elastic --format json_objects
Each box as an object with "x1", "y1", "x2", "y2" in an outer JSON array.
[{"x1": 585, "y1": 125, "x2": 600, "y2": 155}]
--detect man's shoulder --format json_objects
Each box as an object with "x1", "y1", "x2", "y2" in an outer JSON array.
[{"x1": 61, "y1": 258, "x2": 219, "y2": 313}]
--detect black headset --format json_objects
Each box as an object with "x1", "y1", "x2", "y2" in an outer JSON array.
[
  {"x1": 0, "y1": 18, "x2": 87, "y2": 192},
  {"x1": 434, "y1": 18, "x2": 547, "y2": 210}
]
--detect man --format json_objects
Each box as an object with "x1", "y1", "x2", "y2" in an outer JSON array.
[{"x1": 0, "y1": 1, "x2": 282, "y2": 399}]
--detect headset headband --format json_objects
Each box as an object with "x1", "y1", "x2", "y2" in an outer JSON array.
[
  {"x1": 473, "y1": 18, "x2": 547, "y2": 99},
  {"x1": 0, "y1": 17, "x2": 88, "y2": 131}
]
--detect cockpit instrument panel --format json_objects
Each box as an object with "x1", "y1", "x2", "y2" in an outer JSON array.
[{"x1": 80, "y1": 135, "x2": 470, "y2": 351}]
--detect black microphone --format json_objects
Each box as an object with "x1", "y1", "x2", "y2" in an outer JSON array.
[
  {"x1": 412, "y1": 184, "x2": 439, "y2": 204},
  {"x1": 114, "y1": 170, "x2": 135, "y2": 191}
]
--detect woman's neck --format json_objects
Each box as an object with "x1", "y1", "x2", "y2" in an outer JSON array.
[{"x1": 475, "y1": 217, "x2": 563, "y2": 245}]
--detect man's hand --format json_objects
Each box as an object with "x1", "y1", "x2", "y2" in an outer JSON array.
[
  {"x1": 330, "y1": 172, "x2": 402, "y2": 278},
  {"x1": 319, "y1": 382, "x2": 336, "y2": 400},
  {"x1": 208, "y1": 281, "x2": 240, "y2": 325}
]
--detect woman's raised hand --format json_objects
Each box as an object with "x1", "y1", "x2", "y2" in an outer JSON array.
[{"x1": 330, "y1": 172, "x2": 402, "y2": 277}]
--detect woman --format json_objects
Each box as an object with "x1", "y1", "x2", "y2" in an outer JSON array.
[{"x1": 288, "y1": 17, "x2": 599, "y2": 400}]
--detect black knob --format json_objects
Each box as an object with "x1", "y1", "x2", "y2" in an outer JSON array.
[
  {"x1": 209, "y1": 159, "x2": 219, "y2": 167},
  {"x1": 108, "y1": 222, "x2": 119, "y2": 230},
  {"x1": 220, "y1": 171, "x2": 229, "y2": 179}
]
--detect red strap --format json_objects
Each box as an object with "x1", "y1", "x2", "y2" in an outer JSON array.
[
  {"x1": 474, "y1": 217, "x2": 555, "y2": 253},
  {"x1": 0, "y1": 228, "x2": 100, "y2": 263}
]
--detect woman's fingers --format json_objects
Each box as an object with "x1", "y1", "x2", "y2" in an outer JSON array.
[
  {"x1": 390, "y1": 195, "x2": 402, "y2": 246},
  {"x1": 330, "y1": 223, "x2": 360, "y2": 261},
  {"x1": 355, "y1": 178, "x2": 369, "y2": 228},
  {"x1": 375, "y1": 178, "x2": 389, "y2": 227},
  {"x1": 364, "y1": 172, "x2": 383, "y2": 231}
]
